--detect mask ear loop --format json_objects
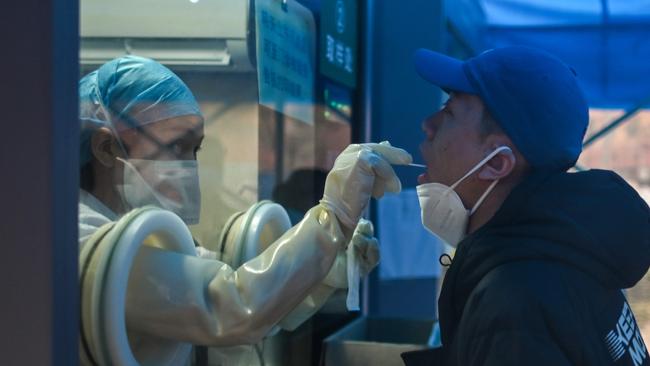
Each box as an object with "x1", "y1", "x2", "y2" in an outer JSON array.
[
  {"x1": 93, "y1": 84, "x2": 131, "y2": 160},
  {"x1": 449, "y1": 146, "x2": 512, "y2": 190},
  {"x1": 447, "y1": 146, "x2": 512, "y2": 214},
  {"x1": 93, "y1": 84, "x2": 138, "y2": 213},
  {"x1": 469, "y1": 179, "x2": 499, "y2": 215},
  {"x1": 469, "y1": 146, "x2": 513, "y2": 215}
]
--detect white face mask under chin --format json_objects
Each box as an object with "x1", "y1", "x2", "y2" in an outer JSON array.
[
  {"x1": 117, "y1": 157, "x2": 202, "y2": 225},
  {"x1": 416, "y1": 146, "x2": 512, "y2": 247}
]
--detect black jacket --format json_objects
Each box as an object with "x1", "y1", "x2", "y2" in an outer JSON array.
[{"x1": 403, "y1": 169, "x2": 650, "y2": 366}]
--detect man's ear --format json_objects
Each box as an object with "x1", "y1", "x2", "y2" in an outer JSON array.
[
  {"x1": 91, "y1": 127, "x2": 120, "y2": 168},
  {"x1": 478, "y1": 147, "x2": 516, "y2": 181}
]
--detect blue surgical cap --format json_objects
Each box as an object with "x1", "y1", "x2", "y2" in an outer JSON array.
[{"x1": 79, "y1": 55, "x2": 202, "y2": 166}]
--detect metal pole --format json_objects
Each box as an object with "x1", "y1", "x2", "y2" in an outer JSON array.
[
  {"x1": 361, "y1": 0, "x2": 375, "y2": 316},
  {"x1": 583, "y1": 98, "x2": 650, "y2": 148},
  {"x1": 275, "y1": 110, "x2": 285, "y2": 184}
]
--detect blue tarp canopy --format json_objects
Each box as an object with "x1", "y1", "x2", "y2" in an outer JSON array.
[{"x1": 478, "y1": 0, "x2": 650, "y2": 108}]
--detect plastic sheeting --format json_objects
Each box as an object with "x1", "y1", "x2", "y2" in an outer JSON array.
[{"x1": 478, "y1": 0, "x2": 650, "y2": 108}]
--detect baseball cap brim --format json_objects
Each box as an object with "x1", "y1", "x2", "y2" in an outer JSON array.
[{"x1": 414, "y1": 48, "x2": 476, "y2": 94}]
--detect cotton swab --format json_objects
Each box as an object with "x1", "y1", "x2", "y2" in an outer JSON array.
[{"x1": 406, "y1": 163, "x2": 427, "y2": 168}]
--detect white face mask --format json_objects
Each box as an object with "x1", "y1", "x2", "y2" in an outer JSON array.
[
  {"x1": 416, "y1": 146, "x2": 512, "y2": 247},
  {"x1": 117, "y1": 157, "x2": 202, "y2": 225}
]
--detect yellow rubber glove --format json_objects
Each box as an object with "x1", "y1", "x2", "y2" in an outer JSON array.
[
  {"x1": 320, "y1": 141, "x2": 412, "y2": 229},
  {"x1": 279, "y1": 218, "x2": 379, "y2": 329}
]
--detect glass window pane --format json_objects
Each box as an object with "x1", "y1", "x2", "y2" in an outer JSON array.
[{"x1": 78, "y1": 0, "x2": 357, "y2": 363}]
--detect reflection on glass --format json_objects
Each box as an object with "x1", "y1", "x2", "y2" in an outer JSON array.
[
  {"x1": 78, "y1": 0, "x2": 358, "y2": 363},
  {"x1": 181, "y1": 72, "x2": 261, "y2": 249}
]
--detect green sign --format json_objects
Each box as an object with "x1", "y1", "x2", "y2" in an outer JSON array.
[{"x1": 320, "y1": 0, "x2": 357, "y2": 88}]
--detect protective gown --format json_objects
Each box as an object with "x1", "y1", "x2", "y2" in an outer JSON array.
[
  {"x1": 125, "y1": 205, "x2": 345, "y2": 346},
  {"x1": 79, "y1": 191, "x2": 351, "y2": 364}
]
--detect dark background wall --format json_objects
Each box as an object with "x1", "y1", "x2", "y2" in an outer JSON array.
[
  {"x1": 0, "y1": 0, "x2": 79, "y2": 364},
  {"x1": 366, "y1": 0, "x2": 445, "y2": 318},
  {"x1": 370, "y1": 0, "x2": 444, "y2": 189}
]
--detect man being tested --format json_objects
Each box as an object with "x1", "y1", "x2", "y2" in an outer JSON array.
[{"x1": 403, "y1": 46, "x2": 650, "y2": 365}]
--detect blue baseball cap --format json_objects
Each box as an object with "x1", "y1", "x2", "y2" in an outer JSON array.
[{"x1": 414, "y1": 46, "x2": 589, "y2": 171}]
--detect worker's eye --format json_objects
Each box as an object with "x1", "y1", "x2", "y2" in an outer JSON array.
[
  {"x1": 171, "y1": 143, "x2": 184, "y2": 156},
  {"x1": 160, "y1": 142, "x2": 184, "y2": 158}
]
